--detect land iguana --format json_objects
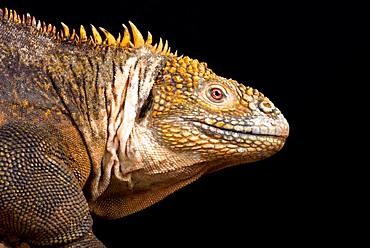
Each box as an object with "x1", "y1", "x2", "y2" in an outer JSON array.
[{"x1": 0, "y1": 8, "x2": 289, "y2": 247}]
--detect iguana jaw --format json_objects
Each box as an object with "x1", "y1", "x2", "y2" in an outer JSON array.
[{"x1": 190, "y1": 117, "x2": 289, "y2": 138}]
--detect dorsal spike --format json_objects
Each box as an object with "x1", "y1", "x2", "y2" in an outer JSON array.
[
  {"x1": 116, "y1": 33, "x2": 121, "y2": 44},
  {"x1": 146, "y1": 31, "x2": 153, "y2": 45},
  {"x1": 15, "y1": 11, "x2": 21, "y2": 24},
  {"x1": 161, "y1": 40, "x2": 168, "y2": 55},
  {"x1": 42, "y1": 22, "x2": 47, "y2": 33},
  {"x1": 120, "y1": 24, "x2": 131, "y2": 47},
  {"x1": 99, "y1": 27, "x2": 117, "y2": 46},
  {"x1": 128, "y1": 21, "x2": 145, "y2": 48},
  {"x1": 61, "y1": 22, "x2": 70, "y2": 38},
  {"x1": 26, "y1": 13, "x2": 32, "y2": 25},
  {"x1": 166, "y1": 47, "x2": 171, "y2": 56},
  {"x1": 71, "y1": 28, "x2": 77, "y2": 40},
  {"x1": 88, "y1": 35, "x2": 94, "y2": 44},
  {"x1": 156, "y1": 38, "x2": 163, "y2": 53},
  {"x1": 36, "y1": 20, "x2": 41, "y2": 31},
  {"x1": 13, "y1": 10, "x2": 18, "y2": 23},
  {"x1": 47, "y1": 24, "x2": 53, "y2": 33},
  {"x1": 57, "y1": 31, "x2": 63, "y2": 40},
  {"x1": 80, "y1": 25, "x2": 87, "y2": 41},
  {"x1": 152, "y1": 43, "x2": 158, "y2": 52},
  {"x1": 174, "y1": 50, "x2": 178, "y2": 56},
  {"x1": 90, "y1": 25, "x2": 102, "y2": 44},
  {"x1": 4, "y1": 8, "x2": 8, "y2": 19},
  {"x1": 17, "y1": 13, "x2": 22, "y2": 24},
  {"x1": 31, "y1": 16, "x2": 36, "y2": 27},
  {"x1": 9, "y1": 9, "x2": 13, "y2": 21}
]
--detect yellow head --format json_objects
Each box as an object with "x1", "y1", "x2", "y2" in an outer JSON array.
[{"x1": 144, "y1": 55, "x2": 289, "y2": 172}]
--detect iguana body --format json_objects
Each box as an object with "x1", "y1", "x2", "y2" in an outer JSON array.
[{"x1": 0, "y1": 8, "x2": 289, "y2": 247}]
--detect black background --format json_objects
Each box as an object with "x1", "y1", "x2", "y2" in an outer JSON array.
[{"x1": 1, "y1": 0, "x2": 368, "y2": 246}]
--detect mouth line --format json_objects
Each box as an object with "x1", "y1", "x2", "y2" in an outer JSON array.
[{"x1": 192, "y1": 121, "x2": 287, "y2": 139}]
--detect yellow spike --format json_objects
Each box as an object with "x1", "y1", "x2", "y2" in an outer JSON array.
[
  {"x1": 116, "y1": 33, "x2": 121, "y2": 44},
  {"x1": 9, "y1": 9, "x2": 13, "y2": 21},
  {"x1": 167, "y1": 47, "x2": 171, "y2": 56},
  {"x1": 161, "y1": 40, "x2": 168, "y2": 55},
  {"x1": 156, "y1": 38, "x2": 163, "y2": 53},
  {"x1": 129, "y1": 21, "x2": 145, "y2": 48},
  {"x1": 16, "y1": 13, "x2": 21, "y2": 24},
  {"x1": 42, "y1": 22, "x2": 47, "y2": 33},
  {"x1": 4, "y1": 8, "x2": 8, "y2": 19},
  {"x1": 80, "y1": 25, "x2": 87, "y2": 41},
  {"x1": 16, "y1": 12, "x2": 21, "y2": 24},
  {"x1": 61, "y1": 31, "x2": 65, "y2": 40},
  {"x1": 32, "y1": 16, "x2": 36, "y2": 27},
  {"x1": 146, "y1": 31, "x2": 153, "y2": 45},
  {"x1": 90, "y1": 25, "x2": 102, "y2": 44},
  {"x1": 71, "y1": 28, "x2": 76, "y2": 40},
  {"x1": 151, "y1": 43, "x2": 158, "y2": 52},
  {"x1": 61, "y1": 22, "x2": 70, "y2": 38},
  {"x1": 14, "y1": 12, "x2": 18, "y2": 22},
  {"x1": 89, "y1": 36, "x2": 94, "y2": 44},
  {"x1": 13, "y1": 10, "x2": 17, "y2": 22},
  {"x1": 36, "y1": 20, "x2": 41, "y2": 31},
  {"x1": 47, "y1": 24, "x2": 52, "y2": 33},
  {"x1": 99, "y1": 27, "x2": 117, "y2": 46},
  {"x1": 26, "y1": 13, "x2": 32, "y2": 25},
  {"x1": 120, "y1": 24, "x2": 131, "y2": 47},
  {"x1": 174, "y1": 50, "x2": 178, "y2": 56}
]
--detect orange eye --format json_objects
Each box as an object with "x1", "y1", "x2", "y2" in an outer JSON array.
[{"x1": 209, "y1": 87, "x2": 224, "y2": 101}]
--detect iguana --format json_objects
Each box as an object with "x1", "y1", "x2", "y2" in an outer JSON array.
[{"x1": 0, "y1": 8, "x2": 289, "y2": 247}]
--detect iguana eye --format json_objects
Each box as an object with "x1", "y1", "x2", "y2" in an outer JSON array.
[{"x1": 208, "y1": 86, "x2": 226, "y2": 102}]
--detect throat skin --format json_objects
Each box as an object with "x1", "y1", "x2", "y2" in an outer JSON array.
[{"x1": 90, "y1": 122, "x2": 208, "y2": 218}]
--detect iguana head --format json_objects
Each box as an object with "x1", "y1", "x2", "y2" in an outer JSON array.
[{"x1": 145, "y1": 55, "x2": 289, "y2": 172}]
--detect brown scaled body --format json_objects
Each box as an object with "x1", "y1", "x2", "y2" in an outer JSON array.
[{"x1": 0, "y1": 8, "x2": 289, "y2": 247}]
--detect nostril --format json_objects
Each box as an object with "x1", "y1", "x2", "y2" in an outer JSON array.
[{"x1": 259, "y1": 99, "x2": 275, "y2": 113}]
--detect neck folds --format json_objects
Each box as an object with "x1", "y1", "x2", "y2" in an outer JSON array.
[{"x1": 89, "y1": 48, "x2": 165, "y2": 200}]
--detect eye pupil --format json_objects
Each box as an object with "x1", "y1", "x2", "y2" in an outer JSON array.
[{"x1": 211, "y1": 88, "x2": 223, "y2": 100}]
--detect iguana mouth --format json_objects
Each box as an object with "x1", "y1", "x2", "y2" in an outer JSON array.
[{"x1": 192, "y1": 120, "x2": 289, "y2": 139}]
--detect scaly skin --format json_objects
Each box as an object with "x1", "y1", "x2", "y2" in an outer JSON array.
[{"x1": 0, "y1": 8, "x2": 289, "y2": 247}]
